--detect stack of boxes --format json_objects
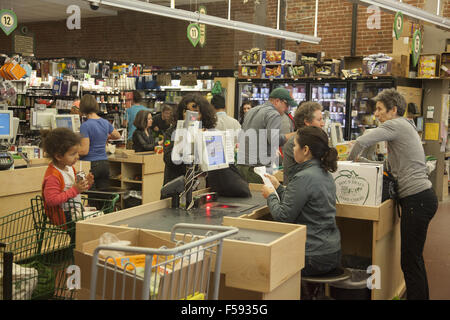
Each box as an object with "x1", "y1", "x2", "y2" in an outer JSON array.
[{"x1": 237, "y1": 49, "x2": 297, "y2": 79}]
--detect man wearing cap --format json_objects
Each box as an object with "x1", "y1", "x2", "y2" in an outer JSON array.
[{"x1": 237, "y1": 87, "x2": 297, "y2": 183}]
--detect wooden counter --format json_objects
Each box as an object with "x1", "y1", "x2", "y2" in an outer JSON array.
[
  {"x1": 75, "y1": 185, "x2": 306, "y2": 300},
  {"x1": 245, "y1": 198, "x2": 404, "y2": 300},
  {"x1": 0, "y1": 160, "x2": 91, "y2": 218},
  {"x1": 108, "y1": 150, "x2": 165, "y2": 205}
]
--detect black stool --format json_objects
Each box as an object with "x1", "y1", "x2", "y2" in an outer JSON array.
[{"x1": 301, "y1": 267, "x2": 351, "y2": 300}]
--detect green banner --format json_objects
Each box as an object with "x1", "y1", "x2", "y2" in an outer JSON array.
[
  {"x1": 412, "y1": 30, "x2": 422, "y2": 67},
  {"x1": 187, "y1": 23, "x2": 200, "y2": 47},
  {"x1": 199, "y1": 6, "x2": 207, "y2": 48},
  {"x1": 0, "y1": 9, "x2": 18, "y2": 36},
  {"x1": 394, "y1": 11, "x2": 403, "y2": 40}
]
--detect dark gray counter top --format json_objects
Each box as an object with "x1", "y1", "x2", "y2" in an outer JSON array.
[{"x1": 111, "y1": 191, "x2": 285, "y2": 244}]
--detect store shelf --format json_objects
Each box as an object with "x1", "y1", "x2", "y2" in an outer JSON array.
[
  {"x1": 8, "y1": 106, "x2": 28, "y2": 109},
  {"x1": 122, "y1": 179, "x2": 143, "y2": 184}
]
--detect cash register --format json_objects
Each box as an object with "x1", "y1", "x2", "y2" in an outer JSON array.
[{"x1": 0, "y1": 110, "x2": 18, "y2": 171}]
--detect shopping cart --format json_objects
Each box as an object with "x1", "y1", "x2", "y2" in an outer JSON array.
[
  {"x1": 0, "y1": 192, "x2": 119, "y2": 300},
  {"x1": 89, "y1": 223, "x2": 239, "y2": 300}
]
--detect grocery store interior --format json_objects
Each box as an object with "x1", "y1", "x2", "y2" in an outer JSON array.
[{"x1": 0, "y1": 0, "x2": 449, "y2": 301}]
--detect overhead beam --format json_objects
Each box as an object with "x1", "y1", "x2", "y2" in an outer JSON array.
[{"x1": 86, "y1": 0, "x2": 321, "y2": 44}]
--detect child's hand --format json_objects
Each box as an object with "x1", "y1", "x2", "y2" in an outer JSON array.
[
  {"x1": 86, "y1": 172, "x2": 94, "y2": 186},
  {"x1": 74, "y1": 179, "x2": 89, "y2": 193}
]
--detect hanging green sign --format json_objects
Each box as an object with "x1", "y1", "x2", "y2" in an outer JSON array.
[
  {"x1": 187, "y1": 23, "x2": 200, "y2": 47},
  {"x1": 199, "y1": 6, "x2": 207, "y2": 48},
  {"x1": 412, "y1": 30, "x2": 422, "y2": 67},
  {"x1": 0, "y1": 9, "x2": 18, "y2": 36},
  {"x1": 393, "y1": 11, "x2": 403, "y2": 40}
]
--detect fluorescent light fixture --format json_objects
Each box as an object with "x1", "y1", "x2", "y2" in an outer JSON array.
[
  {"x1": 355, "y1": 0, "x2": 450, "y2": 29},
  {"x1": 87, "y1": 0, "x2": 321, "y2": 44}
]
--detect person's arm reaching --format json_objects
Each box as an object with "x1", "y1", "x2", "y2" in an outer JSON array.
[{"x1": 348, "y1": 122, "x2": 397, "y2": 161}]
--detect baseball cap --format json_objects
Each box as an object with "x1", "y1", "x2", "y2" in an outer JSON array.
[{"x1": 269, "y1": 87, "x2": 297, "y2": 107}]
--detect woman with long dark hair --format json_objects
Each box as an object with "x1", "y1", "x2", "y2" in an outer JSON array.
[
  {"x1": 262, "y1": 126, "x2": 341, "y2": 277},
  {"x1": 162, "y1": 93, "x2": 217, "y2": 185}
]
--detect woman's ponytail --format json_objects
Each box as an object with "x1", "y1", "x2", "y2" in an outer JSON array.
[{"x1": 321, "y1": 147, "x2": 338, "y2": 173}]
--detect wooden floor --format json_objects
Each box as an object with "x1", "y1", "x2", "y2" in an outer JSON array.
[{"x1": 424, "y1": 193, "x2": 450, "y2": 300}]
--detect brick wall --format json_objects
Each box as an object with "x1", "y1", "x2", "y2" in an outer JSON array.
[{"x1": 0, "y1": 0, "x2": 447, "y2": 68}]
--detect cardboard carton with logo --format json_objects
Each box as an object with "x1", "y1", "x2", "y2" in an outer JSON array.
[{"x1": 332, "y1": 161, "x2": 383, "y2": 206}]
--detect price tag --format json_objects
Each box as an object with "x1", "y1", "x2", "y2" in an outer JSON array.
[
  {"x1": 187, "y1": 23, "x2": 200, "y2": 47},
  {"x1": 0, "y1": 9, "x2": 17, "y2": 36}
]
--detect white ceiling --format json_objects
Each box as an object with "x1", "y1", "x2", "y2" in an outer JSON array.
[{"x1": 0, "y1": 0, "x2": 228, "y2": 24}]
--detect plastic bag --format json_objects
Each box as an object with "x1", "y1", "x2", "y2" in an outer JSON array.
[
  {"x1": 0, "y1": 262, "x2": 38, "y2": 300},
  {"x1": 98, "y1": 232, "x2": 131, "y2": 259}
]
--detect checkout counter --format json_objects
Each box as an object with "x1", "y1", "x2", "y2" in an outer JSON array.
[
  {"x1": 75, "y1": 181, "x2": 404, "y2": 300},
  {"x1": 0, "y1": 158, "x2": 90, "y2": 218}
]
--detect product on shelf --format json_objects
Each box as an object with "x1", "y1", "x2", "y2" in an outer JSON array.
[
  {"x1": 262, "y1": 50, "x2": 297, "y2": 64},
  {"x1": 418, "y1": 54, "x2": 440, "y2": 78},
  {"x1": 238, "y1": 48, "x2": 263, "y2": 65}
]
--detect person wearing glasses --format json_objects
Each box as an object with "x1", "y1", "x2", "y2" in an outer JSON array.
[
  {"x1": 237, "y1": 87, "x2": 297, "y2": 183},
  {"x1": 162, "y1": 93, "x2": 217, "y2": 186}
]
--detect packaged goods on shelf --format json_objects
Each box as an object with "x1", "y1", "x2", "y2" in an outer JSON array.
[
  {"x1": 418, "y1": 54, "x2": 440, "y2": 78},
  {"x1": 362, "y1": 54, "x2": 393, "y2": 76},
  {"x1": 439, "y1": 53, "x2": 450, "y2": 78},
  {"x1": 238, "y1": 65, "x2": 262, "y2": 79},
  {"x1": 238, "y1": 49, "x2": 263, "y2": 65},
  {"x1": 262, "y1": 50, "x2": 297, "y2": 64},
  {"x1": 332, "y1": 161, "x2": 383, "y2": 206},
  {"x1": 262, "y1": 65, "x2": 285, "y2": 79}
]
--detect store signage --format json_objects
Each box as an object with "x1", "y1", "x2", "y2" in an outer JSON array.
[
  {"x1": 0, "y1": 9, "x2": 17, "y2": 36},
  {"x1": 199, "y1": 6, "x2": 207, "y2": 48},
  {"x1": 393, "y1": 11, "x2": 403, "y2": 40},
  {"x1": 66, "y1": 5, "x2": 81, "y2": 30},
  {"x1": 13, "y1": 33, "x2": 34, "y2": 55},
  {"x1": 412, "y1": 30, "x2": 422, "y2": 67},
  {"x1": 187, "y1": 23, "x2": 200, "y2": 47}
]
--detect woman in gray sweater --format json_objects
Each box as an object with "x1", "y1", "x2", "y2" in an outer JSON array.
[
  {"x1": 262, "y1": 126, "x2": 341, "y2": 277},
  {"x1": 348, "y1": 88, "x2": 438, "y2": 300}
]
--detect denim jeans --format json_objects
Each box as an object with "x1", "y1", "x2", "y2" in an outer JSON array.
[
  {"x1": 302, "y1": 250, "x2": 342, "y2": 277},
  {"x1": 399, "y1": 188, "x2": 438, "y2": 300}
]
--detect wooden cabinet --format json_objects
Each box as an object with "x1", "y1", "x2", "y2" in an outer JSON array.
[{"x1": 108, "y1": 150, "x2": 165, "y2": 205}]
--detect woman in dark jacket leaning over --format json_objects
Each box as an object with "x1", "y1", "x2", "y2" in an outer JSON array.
[
  {"x1": 132, "y1": 109, "x2": 156, "y2": 152},
  {"x1": 262, "y1": 126, "x2": 341, "y2": 277}
]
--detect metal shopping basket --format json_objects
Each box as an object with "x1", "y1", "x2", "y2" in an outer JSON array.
[
  {"x1": 89, "y1": 223, "x2": 239, "y2": 300},
  {"x1": 0, "y1": 192, "x2": 119, "y2": 300}
]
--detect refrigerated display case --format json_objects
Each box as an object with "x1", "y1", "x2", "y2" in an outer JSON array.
[
  {"x1": 310, "y1": 82, "x2": 347, "y2": 133},
  {"x1": 272, "y1": 82, "x2": 307, "y2": 116},
  {"x1": 237, "y1": 81, "x2": 271, "y2": 110},
  {"x1": 348, "y1": 80, "x2": 395, "y2": 140}
]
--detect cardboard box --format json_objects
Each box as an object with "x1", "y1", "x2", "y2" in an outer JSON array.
[
  {"x1": 238, "y1": 65, "x2": 262, "y2": 79},
  {"x1": 74, "y1": 229, "x2": 211, "y2": 300},
  {"x1": 262, "y1": 65, "x2": 285, "y2": 79},
  {"x1": 343, "y1": 56, "x2": 364, "y2": 70},
  {"x1": 391, "y1": 54, "x2": 410, "y2": 78},
  {"x1": 418, "y1": 54, "x2": 440, "y2": 78},
  {"x1": 262, "y1": 50, "x2": 297, "y2": 64},
  {"x1": 238, "y1": 49, "x2": 262, "y2": 65},
  {"x1": 447, "y1": 44, "x2": 450, "y2": 52},
  {"x1": 332, "y1": 161, "x2": 383, "y2": 206},
  {"x1": 393, "y1": 37, "x2": 411, "y2": 56},
  {"x1": 362, "y1": 59, "x2": 392, "y2": 76},
  {"x1": 396, "y1": 86, "x2": 423, "y2": 114},
  {"x1": 439, "y1": 53, "x2": 450, "y2": 78}
]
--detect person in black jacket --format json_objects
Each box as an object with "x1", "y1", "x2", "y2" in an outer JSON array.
[
  {"x1": 162, "y1": 93, "x2": 217, "y2": 185},
  {"x1": 132, "y1": 110, "x2": 155, "y2": 153}
]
